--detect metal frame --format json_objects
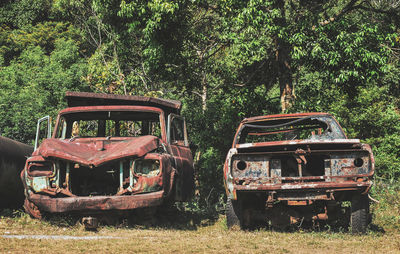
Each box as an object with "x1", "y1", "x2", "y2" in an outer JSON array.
[{"x1": 34, "y1": 116, "x2": 51, "y2": 150}]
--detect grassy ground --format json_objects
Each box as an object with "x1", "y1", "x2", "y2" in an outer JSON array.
[
  {"x1": 0, "y1": 215, "x2": 399, "y2": 253},
  {"x1": 0, "y1": 180, "x2": 399, "y2": 253},
  {"x1": 0, "y1": 207, "x2": 399, "y2": 253}
]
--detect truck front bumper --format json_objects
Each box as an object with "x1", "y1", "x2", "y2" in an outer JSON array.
[{"x1": 27, "y1": 191, "x2": 164, "y2": 213}]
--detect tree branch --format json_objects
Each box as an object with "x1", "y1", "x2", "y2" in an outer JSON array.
[{"x1": 317, "y1": 0, "x2": 362, "y2": 26}]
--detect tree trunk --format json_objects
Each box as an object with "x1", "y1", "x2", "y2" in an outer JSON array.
[{"x1": 274, "y1": 0, "x2": 295, "y2": 112}]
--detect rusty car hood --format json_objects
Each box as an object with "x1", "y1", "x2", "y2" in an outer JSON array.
[
  {"x1": 236, "y1": 139, "x2": 361, "y2": 148},
  {"x1": 37, "y1": 135, "x2": 160, "y2": 167},
  {"x1": 235, "y1": 139, "x2": 363, "y2": 153}
]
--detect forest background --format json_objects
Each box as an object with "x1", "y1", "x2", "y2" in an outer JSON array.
[{"x1": 1, "y1": 0, "x2": 399, "y2": 216}]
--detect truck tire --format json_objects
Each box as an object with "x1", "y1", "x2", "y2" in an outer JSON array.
[
  {"x1": 226, "y1": 197, "x2": 242, "y2": 229},
  {"x1": 351, "y1": 194, "x2": 369, "y2": 234}
]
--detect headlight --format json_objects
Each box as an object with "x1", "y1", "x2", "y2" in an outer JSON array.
[
  {"x1": 236, "y1": 160, "x2": 247, "y2": 170},
  {"x1": 354, "y1": 157, "x2": 364, "y2": 167},
  {"x1": 133, "y1": 159, "x2": 160, "y2": 177},
  {"x1": 27, "y1": 161, "x2": 54, "y2": 177}
]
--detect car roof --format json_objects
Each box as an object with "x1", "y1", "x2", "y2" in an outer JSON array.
[{"x1": 241, "y1": 112, "x2": 332, "y2": 123}]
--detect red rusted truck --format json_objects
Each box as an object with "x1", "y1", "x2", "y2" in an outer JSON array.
[
  {"x1": 224, "y1": 113, "x2": 374, "y2": 233},
  {"x1": 21, "y1": 92, "x2": 194, "y2": 225}
]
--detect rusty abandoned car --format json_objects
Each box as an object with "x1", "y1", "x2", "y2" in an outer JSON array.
[
  {"x1": 21, "y1": 92, "x2": 194, "y2": 225},
  {"x1": 224, "y1": 113, "x2": 374, "y2": 233}
]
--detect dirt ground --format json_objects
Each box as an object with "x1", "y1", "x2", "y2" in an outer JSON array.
[{"x1": 0, "y1": 208, "x2": 399, "y2": 254}]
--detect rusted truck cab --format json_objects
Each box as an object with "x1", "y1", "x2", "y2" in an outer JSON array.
[
  {"x1": 224, "y1": 113, "x2": 374, "y2": 233},
  {"x1": 21, "y1": 92, "x2": 194, "y2": 221}
]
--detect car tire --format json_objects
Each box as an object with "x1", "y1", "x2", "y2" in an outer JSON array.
[
  {"x1": 226, "y1": 197, "x2": 242, "y2": 229},
  {"x1": 351, "y1": 194, "x2": 369, "y2": 234}
]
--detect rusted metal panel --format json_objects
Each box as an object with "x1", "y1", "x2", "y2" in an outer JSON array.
[
  {"x1": 231, "y1": 155, "x2": 269, "y2": 179},
  {"x1": 28, "y1": 191, "x2": 165, "y2": 212},
  {"x1": 38, "y1": 135, "x2": 160, "y2": 167},
  {"x1": 235, "y1": 139, "x2": 361, "y2": 149},
  {"x1": 170, "y1": 144, "x2": 195, "y2": 201},
  {"x1": 0, "y1": 136, "x2": 33, "y2": 208},
  {"x1": 242, "y1": 112, "x2": 332, "y2": 123},
  {"x1": 233, "y1": 181, "x2": 371, "y2": 191}
]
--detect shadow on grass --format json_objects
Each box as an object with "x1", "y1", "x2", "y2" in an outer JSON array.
[
  {"x1": 0, "y1": 207, "x2": 82, "y2": 228},
  {"x1": 0, "y1": 208, "x2": 15, "y2": 217},
  {"x1": 0, "y1": 207, "x2": 387, "y2": 235},
  {"x1": 1, "y1": 205, "x2": 221, "y2": 231},
  {"x1": 368, "y1": 223, "x2": 385, "y2": 234},
  {"x1": 0, "y1": 208, "x2": 25, "y2": 218},
  {"x1": 122, "y1": 204, "x2": 220, "y2": 230}
]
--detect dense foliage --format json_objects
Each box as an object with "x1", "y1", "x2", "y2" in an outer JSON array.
[{"x1": 1, "y1": 0, "x2": 399, "y2": 209}]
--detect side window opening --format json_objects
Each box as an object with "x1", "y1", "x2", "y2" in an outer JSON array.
[
  {"x1": 168, "y1": 114, "x2": 187, "y2": 146},
  {"x1": 56, "y1": 117, "x2": 67, "y2": 139}
]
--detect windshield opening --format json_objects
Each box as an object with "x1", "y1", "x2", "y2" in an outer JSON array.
[
  {"x1": 237, "y1": 116, "x2": 345, "y2": 144},
  {"x1": 56, "y1": 111, "x2": 161, "y2": 139}
]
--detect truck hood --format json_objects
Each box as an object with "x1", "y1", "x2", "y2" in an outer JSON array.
[{"x1": 37, "y1": 136, "x2": 160, "y2": 167}]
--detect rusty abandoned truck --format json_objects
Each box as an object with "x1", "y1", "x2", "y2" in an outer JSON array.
[
  {"x1": 21, "y1": 92, "x2": 194, "y2": 223},
  {"x1": 224, "y1": 113, "x2": 374, "y2": 233}
]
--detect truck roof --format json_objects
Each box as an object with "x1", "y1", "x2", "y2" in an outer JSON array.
[{"x1": 66, "y1": 91, "x2": 182, "y2": 114}]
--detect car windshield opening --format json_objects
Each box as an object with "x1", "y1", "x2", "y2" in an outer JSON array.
[{"x1": 238, "y1": 116, "x2": 345, "y2": 144}]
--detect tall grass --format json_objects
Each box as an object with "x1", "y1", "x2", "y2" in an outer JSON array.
[{"x1": 370, "y1": 177, "x2": 400, "y2": 233}]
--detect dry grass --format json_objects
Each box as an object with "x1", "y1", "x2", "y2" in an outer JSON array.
[{"x1": 0, "y1": 209, "x2": 399, "y2": 254}]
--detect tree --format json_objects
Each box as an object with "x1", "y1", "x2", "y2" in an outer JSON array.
[
  {"x1": 218, "y1": 0, "x2": 400, "y2": 111},
  {"x1": 0, "y1": 25, "x2": 89, "y2": 143},
  {"x1": 0, "y1": 0, "x2": 52, "y2": 29}
]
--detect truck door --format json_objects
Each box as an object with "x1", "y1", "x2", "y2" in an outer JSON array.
[{"x1": 167, "y1": 114, "x2": 194, "y2": 201}]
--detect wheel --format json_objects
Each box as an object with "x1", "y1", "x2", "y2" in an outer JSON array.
[
  {"x1": 351, "y1": 194, "x2": 369, "y2": 234},
  {"x1": 226, "y1": 197, "x2": 242, "y2": 229}
]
